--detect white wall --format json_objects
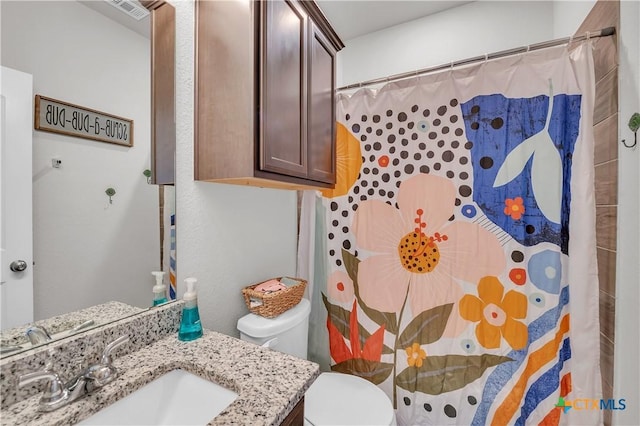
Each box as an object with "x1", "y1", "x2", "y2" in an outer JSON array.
[
  {"x1": 1, "y1": 1, "x2": 159, "y2": 319},
  {"x1": 552, "y1": 1, "x2": 597, "y2": 37},
  {"x1": 337, "y1": 1, "x2": 554, "y2": 88},
  {"x1": 614, "y1": 1, "x2": 640, "y2": 422},
  {"x1": 171, "y1": 1, "x2": 298, "y2": 337}
]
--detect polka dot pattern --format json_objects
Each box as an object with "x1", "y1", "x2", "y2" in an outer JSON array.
[
  {"x1": 329, "y1": 100, "x2": 474, "y2": 266},
  {"x1": 444, "y1": 404, "x2": 457, "y2": 418}
]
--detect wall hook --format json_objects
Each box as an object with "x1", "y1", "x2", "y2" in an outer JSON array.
[
  {"x1": 621, "y1": 112, "x2": 639, "y2": 148},
  {"x1": 105, "y1": 187, "x2": 116, "y2": 204},
  {"x1": 143, "y1": 169, "x2": 152, "y2": 184}
]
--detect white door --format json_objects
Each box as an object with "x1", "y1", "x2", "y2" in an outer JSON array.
[{"x1": 0, "y1": 66, "x2": 34, "y2": 329}]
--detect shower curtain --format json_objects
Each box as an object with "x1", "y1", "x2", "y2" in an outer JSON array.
[{"x1": 304, "y1": 43, "x2": 602, "y2": 425}]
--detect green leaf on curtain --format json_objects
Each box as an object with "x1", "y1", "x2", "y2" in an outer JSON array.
[
  {"x1": 397, "y1": 304, "x2": 453, "y2": 348},
  {"x1": 342, "y1": 248, "x2": 359, "y2": 283},
  {"x1": 322, "y1": 292, "x2": 349, "y2": 336},
  {"x1": 342, "y1": 249, "x2": 398, "y2": 334},
  {"x1": 322, "y1": 293, "x2": 394, "y2": 354},
  {"x1": 396, "y1": 354, "x2": 513, "y2": 395},
  {"x1": 331, "y1": 359, "x2": 394, "y2": 385}
]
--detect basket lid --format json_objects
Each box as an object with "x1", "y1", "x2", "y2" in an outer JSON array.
[{"x1": 237, "y1": 298, "x2": 311, "y2": 338}]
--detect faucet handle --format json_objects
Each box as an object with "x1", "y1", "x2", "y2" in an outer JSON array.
[
  {"x1": 18, "y1": 370, "x2": 69, "y2": 411},
  {"x1": 25, "y1": 325, "x2": 52, "y2": 345},
  {"x1": 100, "y1": 335, "x2": 129, "y2": 365},
  {"x1": 80, "y1": 335, "x2": 129, "y2": 389}
]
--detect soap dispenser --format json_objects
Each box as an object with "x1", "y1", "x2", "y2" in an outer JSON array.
[
  {"x1": 151, "y1": 271, "x2": 168, "y2": 306},
  {"x1": 178, "y1": 277, "x2": 203, "y2": 341}
]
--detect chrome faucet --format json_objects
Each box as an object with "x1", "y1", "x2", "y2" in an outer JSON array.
[
  {"x1": 1, "y1": 344, "x2": 24, "y2": 355},
  {"x1": 25, "y1": 325, "x2": 52, "y2": 345},
  {"x1": 18, "y1": 335, "x2": 129, "y2": 412},
  {"x1": 67, "y1": 319, "x2": 96, "y2": 335}
]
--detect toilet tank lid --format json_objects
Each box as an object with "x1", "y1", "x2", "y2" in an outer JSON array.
[{"x1": 237, "y1": 298, "x2": 311, "y2": 338}]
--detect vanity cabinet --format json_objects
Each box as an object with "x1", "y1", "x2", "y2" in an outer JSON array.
[
  {"x1": 281, "y1": 397, "x2": 305, "y2": 426},
  {"x1": 195, "y1": 0, "x2": 344, "y2": 190}
]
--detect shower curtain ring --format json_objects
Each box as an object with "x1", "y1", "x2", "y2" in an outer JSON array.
[{"x1": 484, "y1": 53, "x2": 489, "y2": 62}]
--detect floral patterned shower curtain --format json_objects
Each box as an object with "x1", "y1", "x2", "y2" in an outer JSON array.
[{"x1": 315, "y1": 44, "x2": 601, "y2": 425}]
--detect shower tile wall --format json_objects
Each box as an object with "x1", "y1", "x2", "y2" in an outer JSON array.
[{"x1": 575, "y1": 2, "x2": 619, "y2": 425}]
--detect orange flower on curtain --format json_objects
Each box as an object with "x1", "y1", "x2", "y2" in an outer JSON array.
[
  {"x1": 459, "y1": 276, "x2": 528, "y2": 350},
  {"x1": 321, "y1": 122, "x2": 363, "y2": 198},
  {"x1": 504, "y1": 196, "x2": 525, "y2": 220},
  {"x1": 406, "y1": 343, "x2": 427, "y2": 368},
  {"x1": 328, "y1": 300, "x2": 385, "y2": 363},
  {"x1": 351, "y1": 173, "x2": 506, "y2": 318}
]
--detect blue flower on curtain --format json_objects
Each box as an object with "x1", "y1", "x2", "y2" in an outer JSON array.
[{"x1": 528, "y1": 249, "x2": 563, "y2": 294}]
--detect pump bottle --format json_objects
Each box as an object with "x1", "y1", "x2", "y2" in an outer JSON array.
[
  {"x1": 151, "y1": 271, "x2": 168, "y2": 306},
  {"x1": 178, "y1": 277, "x2": 203, "y2": 341}
]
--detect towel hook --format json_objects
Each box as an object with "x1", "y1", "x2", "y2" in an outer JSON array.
[
  {"x1": 622, "y1": 112, "x2": 639, "y2": 148},
  {"x1": 621, "y1": 136, "x2": 637, "y2": 148},
  {"x1": 105, "y1": 187, "x2": 116, "y2": 204}
]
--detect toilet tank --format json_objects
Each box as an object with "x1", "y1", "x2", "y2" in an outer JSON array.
[{"x1": 237, "y1": 298, "x2": 311, "y2": 359}]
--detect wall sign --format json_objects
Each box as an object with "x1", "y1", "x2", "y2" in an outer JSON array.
[{"x1": 34, "y1": 95, "x2": 133, "y2": 147}]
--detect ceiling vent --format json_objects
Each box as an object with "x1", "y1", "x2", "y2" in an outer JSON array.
[{"x1": 104, "y1": 0, "x2": 149, "y2": 21}]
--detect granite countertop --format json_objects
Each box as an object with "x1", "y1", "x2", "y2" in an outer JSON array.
[
  {"x1": 1, "y1": 301, "x2": 144, "y2": 349},
  {"x1": 2, "y1": 329, "x2": 320, "y2": 426}
]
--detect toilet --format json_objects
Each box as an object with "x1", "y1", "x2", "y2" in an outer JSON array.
[{"x1": 237, "y1": 298, "x2": 396, "y2": 426}]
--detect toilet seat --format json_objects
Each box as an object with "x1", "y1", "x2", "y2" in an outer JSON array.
[{"x1": 304, "y1": 372, "x2": 395, "y2": 426}]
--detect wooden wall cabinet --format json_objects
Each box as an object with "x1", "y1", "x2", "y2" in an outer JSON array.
[
  {"x1": 195, "y1": 0, "x2": 344, "y2": 190},
  {"x1": 142, "y1": 1, "x2": 176, "y2": 185}
]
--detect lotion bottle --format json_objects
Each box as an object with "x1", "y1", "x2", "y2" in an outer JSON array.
[
  {"x1": 151, "y1": 271, "x2": 168, "y2": 306},
  {"x1": 178, "y1": 277, "x2": 203, "y2": 341}
]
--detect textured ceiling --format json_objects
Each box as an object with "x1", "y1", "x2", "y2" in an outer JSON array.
[{"x1": 80, "y1": 1, "x2": 474, "y2": 43}]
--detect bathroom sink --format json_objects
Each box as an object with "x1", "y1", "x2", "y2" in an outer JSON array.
[{"x1": 78, "y1": 369, "x2": 238, "y2": 425}]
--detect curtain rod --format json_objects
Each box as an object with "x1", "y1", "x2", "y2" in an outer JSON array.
[{"x1": 336, "y1": 26, "x2": 616, "y2": 92}]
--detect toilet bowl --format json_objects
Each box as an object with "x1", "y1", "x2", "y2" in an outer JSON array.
[{"x1": 237, "y1": 298, "x2": 395, "y2": 426}]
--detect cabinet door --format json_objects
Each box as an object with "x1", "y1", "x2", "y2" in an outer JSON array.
[
  {"x1": 148, "y1": 1, "x2": 175, "y2": 185},
  {"x1": 307, "y1": 22, "x2": 336, "y2": 184},
  {"x1": 259, "y1": 0, "x2": 308, "y2": 179}
]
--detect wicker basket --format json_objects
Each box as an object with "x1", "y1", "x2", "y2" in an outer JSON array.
[{"x1": 242, "y1": 277, "x2": 307, "y2": 318}]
